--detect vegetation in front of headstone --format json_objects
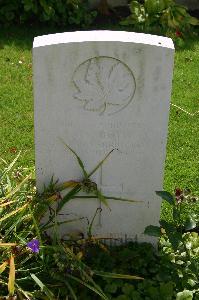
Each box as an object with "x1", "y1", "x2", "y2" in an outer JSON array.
[
  {"x1": 0, "y1": 153, "x2": 143, "y2": 299},
  {"x1": 0, "y1": 155, "x2": 105, "y2": 299},
  {"x1": 75, "y1": 241, "x2": 175, "y2": 299},
  {"x1": 46, "y1": 141, "x2": 139, "y2": 218},
  {"x1": 146, "y1": 189, "x2": 199, "y2": 235},
  {"x1": 70, "y1": 190, "x2": 199, "y2": 299},
  {"x1": 0, "y1": 0, "x2": 97, "y2": 27},
  {"x1": 0, "y1": 152, "x2": 198, "y2": 299},
  {"x1": 120, "y1": 0, "x2": 199, "y2": 44},
  {"x1": 69, "y1": 233, "x2": 199, "y2": 299},
  {"x1": 144, "y1": 189, "x2": 199, "y2": 299},
  {"x1": 37, "y1": 144, "x2": 199, "y2": 300}
]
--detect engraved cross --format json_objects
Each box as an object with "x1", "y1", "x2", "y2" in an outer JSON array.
[
  {"x1": 95, "y1": 166, "x2": 123, "y2": 227},
  {"x1": 97, "y1": 165, "x2": 123, "y2": 195}
]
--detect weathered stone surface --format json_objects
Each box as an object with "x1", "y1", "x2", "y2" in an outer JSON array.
[{"x1": 33, "y1": 31, "x2": 174, "y2": 243}]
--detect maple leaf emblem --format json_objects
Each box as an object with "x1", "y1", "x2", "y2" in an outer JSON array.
[{"x1": 73, "y1": 57, "x2": 136, "y2": 115}]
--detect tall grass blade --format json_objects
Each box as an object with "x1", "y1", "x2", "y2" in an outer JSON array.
[
  {"x1": 0, "y1": 200, "x2": 17, "y2": 208},
  {"x1": 4, "y1": 210, "x2": 28, "y2": 238},
  {"x1": 65, "y1": 281, "x2": 77, "y2": 300},
  {"x1": 56, "y1": 185, "x2": 81, "y2": 213},
  {"x1": 95, "y1": 190, "x2": 109, "y2": 208},
  {"x1": 0, "y1": 243, "x2": 17, "y2": 247},
  {"x1": 73, "y1": 195, "x2": 140, "y2": 203},
  {"x1": 8, "y1": 255, "x2": 15, "y2": 296},
  {"x1": 0, "y1": 203, "x2": 28, "y2": 223},
  {"x1": 60, "y1": 139, "x2": 88, "y2": 178},
  {"x1": 88, "y1": 149, "x2": 115, "y2": 178},
  {"x1": 105, "y1": 196, "x2": 141, "y2": 203},
  {"x1": 0, "y1": 151, "x2": 21, "y2": 180},
  {"x1": 43, "y1": 217, "x2": 84, "y2": 230},
  {"x1": 88, "y1": 208, "x2": 101, "y2": 237},
  {"x1": 65, "y1": 274, "x2": 109, "y2": 300},
  {"x1": 83, "y1": 269, "x2": 110, "y2": 299},
  {"x1": 4, "y1": 173, "x2": 32, "y2": 200},
  {"x1": 0, "y1": 157, "x2": 7, "y2": 165},
  {"x1": 15, "y1": 284, "x2": 32, "y2": 300},
  {"x1": 60, "y1": 243, "x2": 109, "y2": 300},
  {"x1": 56, "y1": 180, "x2": 80, "y2": 191},
  {"x1": 31, "y1": 274, "x2": 55, "y2": 300},
  {"x1": 94, "y1": 270, "x2": 144, "y2": 280},
  {"x1": 0, "y1": 261, "x2": 8, "y2": 274}
]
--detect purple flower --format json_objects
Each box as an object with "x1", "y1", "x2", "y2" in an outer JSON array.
[{"x1": 27, "y1": 239, "x2": 40, "y2": 253}]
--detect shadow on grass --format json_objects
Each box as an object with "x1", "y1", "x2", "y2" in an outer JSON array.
[
  {"x1": 177, "y1": 39, "x2": 199, "y2": 52},
  {"x1": 0, "y1": 25, "x2": 71, "y2": 50}
]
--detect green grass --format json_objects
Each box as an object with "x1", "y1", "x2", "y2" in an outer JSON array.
[
  {"x1": 0, "y1": 28, "x2": 34, "y2": 166},
  {"x1": 164, "y1": 41, "x2": 199, "y2": 193},
  {"x1": 162, "y1": 39, "x2": 199, "y2": 220},
  {"x1": 0, "y1": 26, "x2": 60, "y2": 166},
  {"x1": 0, "y1": 26, "x2": 198, "y2": 199}
]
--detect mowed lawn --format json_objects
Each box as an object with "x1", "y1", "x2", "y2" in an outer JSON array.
[{"x1": 0, "y1": 27, "x2": 198, "y2": 204}]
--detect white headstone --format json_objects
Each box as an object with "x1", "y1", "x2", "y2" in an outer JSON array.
[{"x1": 33, "y1": 31, "x2": 174, "y2": 243}]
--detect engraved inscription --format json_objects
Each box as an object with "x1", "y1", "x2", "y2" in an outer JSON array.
[
  {"x1": 72, "y1": 56, "x2": 136, "y2": 115},
  {"x1": 64, "y1": 118, "x2": 148, "y2": 159}
]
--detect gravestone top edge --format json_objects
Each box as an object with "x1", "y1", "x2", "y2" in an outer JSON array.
[{"x1": 33, "y1": 30, "x2": 174, "y2": 50}]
